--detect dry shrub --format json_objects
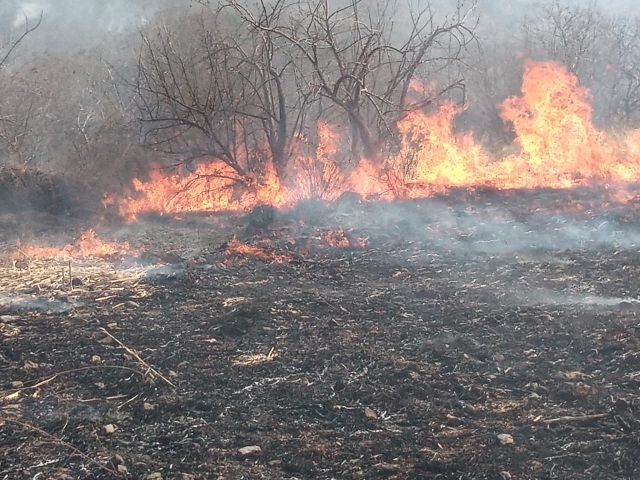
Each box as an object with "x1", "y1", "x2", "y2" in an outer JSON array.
[{"x1": 0, "y1": 166, "x2": 80, "y2": 216}]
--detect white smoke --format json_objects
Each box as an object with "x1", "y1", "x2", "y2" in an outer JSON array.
[{"x1": 12, "y1": 1, "x2": 48, "y2": 28}]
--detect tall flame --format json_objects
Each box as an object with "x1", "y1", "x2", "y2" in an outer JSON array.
[{"x1": 111, "y1": 60, "x2": 640, "y2": 217}]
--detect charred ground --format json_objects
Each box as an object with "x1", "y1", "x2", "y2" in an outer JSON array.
[{"x1": 1, "y1": 189, "x2": 640, "y2": 479}]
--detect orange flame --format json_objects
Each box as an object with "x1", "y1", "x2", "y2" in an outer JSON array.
[
  {"x1": 223, "y1": 236, "x2": 292, "y2": 264},
  {"x1": 22, "y1": 229, "x2": 139, "y2": 258},
  {"x1": 111, "y1": 60, "x2": 640, "y2": 217},
  {"x1": 323, "y1": 228, "x2": 367, "y2": 248}
]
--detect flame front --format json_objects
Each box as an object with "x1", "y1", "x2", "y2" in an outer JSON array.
[
  {"x1": 112, "y1": 60, "x2": 640, "y2": 217},
  {"x1": 22, "y1": 229, "x2": 138, "y2": 258}
]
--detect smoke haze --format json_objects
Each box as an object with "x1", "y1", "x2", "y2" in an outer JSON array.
[{"x1": 2, "y1": 0, "x2": 639, "y2": 53}]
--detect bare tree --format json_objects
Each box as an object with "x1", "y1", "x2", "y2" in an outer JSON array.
[
  {"x1": 229, "y1": 0, "x2": 479, "y2": 163},
  {"x1": 134, "y1": 5, "x2": 317, "y2": 188},
  {"x1": 522, "y1": 0, "x2": 603, "y2": 76},
  {"x1": 0, "y1": 12, "x2": 43, "y2": 166},
  {"x1": 606, "y1": 17, "x2": 640, "y2": 127},
  {"x1": 521, "y1": 0, "x2": 640, "y2": 129},
  {"x1": 134, "y1": 10, "x2": 259, "y2": 179},
  {"x1": 0, "y1": 12, "x2": 42, "y2": 68}
]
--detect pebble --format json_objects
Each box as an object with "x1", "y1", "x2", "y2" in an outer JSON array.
[{"x1": 237, "y1": 445, "x2": 262, "y2": 457}]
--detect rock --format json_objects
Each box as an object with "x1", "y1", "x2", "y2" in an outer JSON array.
[
  {"x1": 11, "y1": 380, "x2": 23, "y2": 388},
  {"x1": 117, "y1": 465, "x2": 128, "y2": 473},
  {"x1": 97, "y1": 335, "x2": 112, "y2": 345},
  {"x1": 23, "y1": 360, "x2": 39, "y2": 370},
  {"x1": 143, "y1": 402, "x2": 155, "y2": 411},
  {"x1": 104, "y1": 424, "x2": 116, "y2": 435},
  {"x1": 328, "y1": 318, "x2": 340, "y2": 329},
  {"x1": 145, "y1": 473, "x2": 163, "y2": 480},
  {"x1": 364, "y1": 407, "x2": 378, "y2": 419},
  {"x1": 237, "y1": 445, "x2": 262, "y2": 457},
  {"x1": 91, "y1": 355, "x2": 102, "y2": 363},
  {"x1": 500, "y1": 472, "x2": 512, "y2": 480},
  {"x1": 497, "y1": 433, "x2": 514, "y2": 445}
]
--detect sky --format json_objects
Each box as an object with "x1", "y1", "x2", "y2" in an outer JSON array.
[{"x1": 1, "y1": 0, "x2": 639, "y2": 52}]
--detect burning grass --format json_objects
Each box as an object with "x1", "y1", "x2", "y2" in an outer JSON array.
[
  {"x1": 105, "y1": 60, "x2": 640, "y2": 221},
  {"x1": 18, "y1": 229, "x2": 141, "y2": 259}
]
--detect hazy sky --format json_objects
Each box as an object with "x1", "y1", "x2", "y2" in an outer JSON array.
[{"x1": 1, "y1": 0, "x2": 639, "y2": 52}]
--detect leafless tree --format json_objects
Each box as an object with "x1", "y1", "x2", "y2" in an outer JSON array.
[
  {"x1": 521, "y1": 0, "x2": 640, "y2": 129},
  {"x1": 0, "y1": 12, "x2": 42, "y2": 166},
  {"x1": 605, "y1": 18, "x2": 640, "y2": 127},
  {"x1": 522, "y1": 0, "x2": 603, "y2": 76},
  {"x1": 134, "y1": 10, "x2": 255, "y2": 180},
  {"x1": 134, "y1": 5, "x2": 316, "y2": 187},
  {"x1": 0, "y1": 12, "x2": 42, "y2": 68},
  {"x1": 229, "y1": 0, "x2": 479, "y2": 164}
]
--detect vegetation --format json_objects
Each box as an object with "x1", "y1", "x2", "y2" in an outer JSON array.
[{"x1": 1, "y1": 0, "x2": 639, "y2": 200}]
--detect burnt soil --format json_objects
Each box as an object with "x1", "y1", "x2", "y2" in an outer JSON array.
[{"x1": 2, "y1": 189, "x2": 640, "y2": 479}]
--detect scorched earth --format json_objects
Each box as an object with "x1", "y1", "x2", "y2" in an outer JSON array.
[{"x1": 1, "y1": 188, "x2": 640, "y2": 479}]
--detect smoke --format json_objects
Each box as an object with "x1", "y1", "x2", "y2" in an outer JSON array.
[
  {"x1": 3, "y1": 0, "x2": 639, "y2": 51},
  {"x1": 1, "y1": 0, "x2": 187, "y2": 52}
]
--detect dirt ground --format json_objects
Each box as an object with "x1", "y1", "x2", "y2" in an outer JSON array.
[{"x1": 1, "y1": 190, "x2": 640, "y2": 479}]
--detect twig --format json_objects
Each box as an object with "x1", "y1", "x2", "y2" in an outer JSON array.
[
  {"x1": 0, "y1": 365, "x2": 150, "y2": 400},
  {"x1": 541, "y1": 414, "x2": 608, "y2": 425},
  {"x1": 98, "y1": 328, "x2": 177, "y2": 388},
  {"x1": 2, "y1": 419, "x2": 119, "y2": 476}
]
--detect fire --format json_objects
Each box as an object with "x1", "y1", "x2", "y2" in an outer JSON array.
[
  {"x1": 323, "y1": 228, "x2": 367, "y2": 248},
  {"x1": 21, "y1": 229, "x2": 138, "y2": 258},
  {"x1": 223, "y1": 236, "x2": 292, "y2": 264},
  {"x1": 111, "y1": 60, "x2": 640, "y2": 217}
]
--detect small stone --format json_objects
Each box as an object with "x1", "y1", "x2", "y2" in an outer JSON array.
[
  {"x1": 91, "y1": 355, "x2": 102, "y2": 363},
  {"x1": 364, "y1": 407, "x2": 378, "y2": 419},
  {"x1": 143, "y1": 402, "x2": 155, "y2": 411},
  {"x1": 237, "y1": 445, "x2": 262, "y2": 457},
  {"x1": 529, "y1": 392, "x2": 541, "y2": 399},
  {"x1": 11, "y1": 381, "x2": 23, "y2": 388},
  {"x1": 104, "y1": 424, "x2": 116, "y2": 435},
  {"x1": 497, "y1": 433, "x2": 514, "y2": 445},
  {"x1": 494, "y1": 353, "x2": 505, "y2": 363},
  {"x1": 23, "y1": 360, "x2": 39, "y2": 370},
  {"x1": 117, "y1": 465, "x2": 128, "y2": 473},
  {"x1": 500, "y1": 472, "x2": 512, "y2": 480},
  {"x1": 95, "y1": 382, "x2": 105, "y2": 389},
  {"x1": 145, "y1": 473, "x2": 163, "y2": 480},
  {"x1": 125, "y1": 301, "x2": 140, "y2": 309},
  {"x1": 328, "y1": 319, "x2": 340, "y2": 329}
]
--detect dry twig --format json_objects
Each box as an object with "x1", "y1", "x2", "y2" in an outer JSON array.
[
  {"x1": 98, "y1": 327, "x2": 177, "y2": 388},
  {"x1": 541, "y1": 414, "x2": 608, "y2": 425}
]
